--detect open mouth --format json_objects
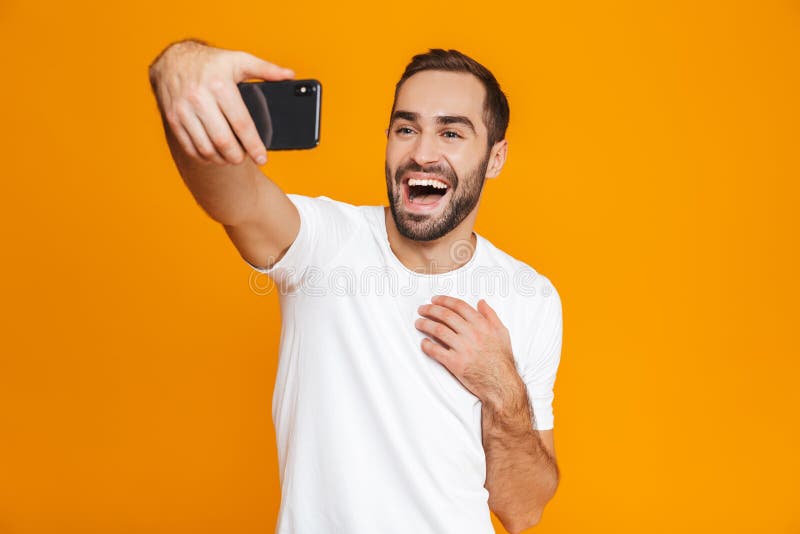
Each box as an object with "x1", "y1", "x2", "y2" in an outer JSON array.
[{"x1": 402, "y1": 174, "x2": 451, "y2": 210}]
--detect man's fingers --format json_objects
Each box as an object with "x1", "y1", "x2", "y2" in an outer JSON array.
[
  {"x1": 192, "y1": 92, "x2": 247, "y2": 164},
  {"x1": 151, "y1": 43, "x2": 290, "y2": 166},
  {"x1": 177, "y1": 103, "x2": 227, "y2": 164},
  {"x1": 430, "y1": 295, "x2": 484, "y2": 325},
  {"x1": 172, "y1": 119, "x2": 203, "y2": 161},
  {"x1": 420, "y1": 338, "x2": 454, "y2": 368},
  {"x1": 236, "y1": 51, "x2": 294, "y2": 81},
  {"x1": 418, "y1": 304, "x2": 469, "y2": 335},
  {"x1": 160, "y1": 104, "x2": 203, "y2": 161},
  {"x1": 415, "y1": 317, "x2": 459, "y2": 351},
  {"x1": 215, "y1": 82, "x2": 267, "y2": 165},
  {"x1": 477, "y1": 299, "x2": 505, "y2": 330}
]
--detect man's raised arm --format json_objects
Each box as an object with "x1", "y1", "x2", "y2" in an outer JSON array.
[{"x1": 148, "y1": 39, "x2": 299, "y2": 269}]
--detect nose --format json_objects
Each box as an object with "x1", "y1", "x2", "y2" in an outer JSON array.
[{"x1": 409, "y1": 131, "x2": 440, "y2": 167}]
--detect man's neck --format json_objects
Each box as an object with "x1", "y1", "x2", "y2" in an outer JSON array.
[{"x1": 383, "y1": 206, "x2": 479, "y2": 275}]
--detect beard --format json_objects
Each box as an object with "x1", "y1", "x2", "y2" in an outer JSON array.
[{"x1": 385, "y1": 152, "x2": 490, "y2": 242}]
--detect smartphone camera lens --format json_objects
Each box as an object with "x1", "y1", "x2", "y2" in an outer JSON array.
[{"x1": 295, "y1": 83, "x2": 314, "y2": 97}]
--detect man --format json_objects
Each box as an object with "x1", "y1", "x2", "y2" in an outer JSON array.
[{"x1": 149, "y1": 40, "x2": 563, "y2": 534}]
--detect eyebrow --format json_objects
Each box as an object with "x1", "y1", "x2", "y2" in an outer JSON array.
[{"x1": 391, "y1": 110, "x2": 476, "y2": 134}]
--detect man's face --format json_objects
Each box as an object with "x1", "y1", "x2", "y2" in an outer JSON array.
[{"x1": 385, "y1": 70, "x2": 492, "y2": 242}]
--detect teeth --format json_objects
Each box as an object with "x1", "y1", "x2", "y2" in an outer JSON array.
[{"x1": 408, "y1": 178, "x2": 448, "y2": 189}]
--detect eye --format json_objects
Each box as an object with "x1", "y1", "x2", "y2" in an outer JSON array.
[
  {"x1": 443, "y1": 130, "x2": 462, "y2": 139},
  {"x1": 395, "y1": 126, "x2": 415, "y2": 135}
]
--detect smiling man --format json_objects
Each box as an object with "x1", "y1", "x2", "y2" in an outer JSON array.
[{"x1": 149, "y1": 42, "x2": 563, "y2": 534}]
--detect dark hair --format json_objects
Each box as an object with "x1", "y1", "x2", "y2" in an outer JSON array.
[{"x1": 390, "y1": 49, "x2": 510, "y2": 148}]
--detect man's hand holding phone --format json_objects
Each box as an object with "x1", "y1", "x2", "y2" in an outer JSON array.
[{"x1": 148, "y1": 39, "x2": 295, "y2": 166}]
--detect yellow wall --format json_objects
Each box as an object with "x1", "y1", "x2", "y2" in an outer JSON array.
[{"x1": 1, "y1": 1, "x2": 797, "y2": 532}]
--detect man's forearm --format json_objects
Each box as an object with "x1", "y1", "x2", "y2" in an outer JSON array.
[
  {"x1": 482, "y1": 379, "x2": 559, "y2": 533},
  {"x1": 158, "y1": 112, "x2": 262, "y2": 226}
]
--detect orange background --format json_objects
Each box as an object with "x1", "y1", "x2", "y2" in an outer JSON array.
[{"x1": 1, "y1": 1, "x2": 798, "y2": 532}]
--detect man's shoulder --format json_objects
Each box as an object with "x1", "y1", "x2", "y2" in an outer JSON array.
[
  {"x1": 476, "y1": 235, "x2": 541, "y2": 277},
  {"x1": 476, "y1": 235, "x2": 559, "y2": 300},
  {"x1": 285, "y1": 193, "x2": 383, "y2": 225},
  {"x1": 285, "y1": 193, "x2": 367, "y2": 210}
]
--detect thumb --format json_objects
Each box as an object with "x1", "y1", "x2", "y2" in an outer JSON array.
[{"x1": 237, "y1": 52, "x2": 295, "y2": 82}]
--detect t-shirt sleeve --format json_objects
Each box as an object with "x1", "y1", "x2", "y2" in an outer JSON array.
[
  {"x1": 241, "y1": 193, "x2": 358, "y2": 293},
  {"x1": 519, "y1": 278, "x2": 563, "y2": 431}
]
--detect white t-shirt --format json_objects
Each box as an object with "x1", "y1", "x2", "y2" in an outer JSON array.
[{"x1": 244, "y1": 194, "x2": 563, "y2": 534}]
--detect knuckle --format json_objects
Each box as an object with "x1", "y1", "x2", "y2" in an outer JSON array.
[
  {"x1": 212, "y1": 135, "x2": 231, "y2": 150},
  {"x1": 229, "y1": 52, "x2": 248, "y2": 78},
  {"x1": 196, "y1": 143, "x2": 216, "y2": 158},
  {"x1": 207, "y1": 77, "x2": 227, "y2": 96},
  {"x1": 192, "y1": 149, "x2": 212, "y2": 162},
  {"x1": 184, "y1": 88, "x2": 204, "y2": 107},
  {"x1": 227, "y1": 151, "x2": 244, "y2": 164},
  {"x1": 175, "y1": 99, "x2": 193, "y2": 117},
  {"x1": 163, "y1": 110, "x2": 180, "y2": 128},
  {"x1": 229, "y1": 116, "x2": 252, "y2": 132},
  {"x1": 231, "y1": 119, "x2": 260, "y2": 137},
  {"x1": 180, "y1": 141, "x2": 199, "y2": 159}
]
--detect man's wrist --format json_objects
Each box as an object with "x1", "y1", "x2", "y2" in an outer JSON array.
[
  {"x1": 481, "y1": 376, "x2": 532, "y2": 433},
  {"x1": 149, "y1": 38, "x2": 210, "y2": 86}
]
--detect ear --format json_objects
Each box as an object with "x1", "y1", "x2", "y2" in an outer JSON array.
[{"x1": 485, "y1": 139, "x2": 508, "y2": 179}]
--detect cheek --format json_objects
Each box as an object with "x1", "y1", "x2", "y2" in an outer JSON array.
[
  {"x1": 385, "y1": 140, "x2": 405, "y2": 165},
  {"x1": 385, "y1": 144, "x2": 410, "y2": 179},
  {"x1": 443, "y1": 150, "x2": 474, "y2": 178}
]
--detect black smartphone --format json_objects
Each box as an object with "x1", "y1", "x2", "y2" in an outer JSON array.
[{"x1": 237, "y1": 79, "x2": 321, "y2": 150}]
